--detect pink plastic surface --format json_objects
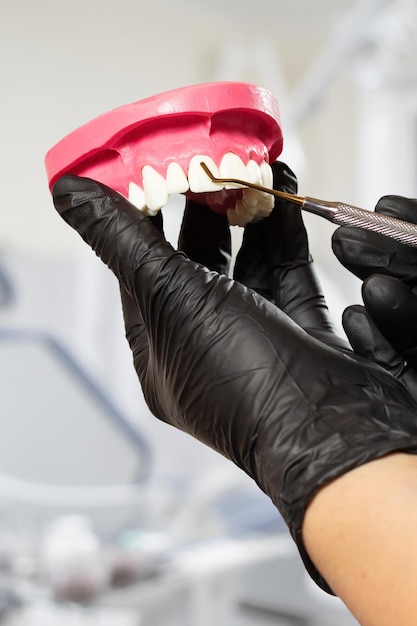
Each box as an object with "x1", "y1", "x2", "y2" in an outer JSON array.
[{"x1": 45, "y1": 82, "x2": 283, "y2": 211}]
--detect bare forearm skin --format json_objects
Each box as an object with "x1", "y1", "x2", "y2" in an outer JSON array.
[{"x1": 302, "y1": 453, "x2": 417, "y2": 625}]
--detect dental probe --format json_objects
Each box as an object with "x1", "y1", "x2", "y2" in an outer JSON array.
[{"x1": 200, "y1": 162, "x2": 417, "y2": 249}]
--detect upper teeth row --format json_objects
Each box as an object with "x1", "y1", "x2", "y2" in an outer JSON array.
[{"x1": 128, "y1": 153, "x2": 275, "y2": 225}]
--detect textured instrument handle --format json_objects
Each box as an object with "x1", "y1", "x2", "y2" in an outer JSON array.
[{"x1": 334, "y1": 204, "x2": 417, "y2": 248}]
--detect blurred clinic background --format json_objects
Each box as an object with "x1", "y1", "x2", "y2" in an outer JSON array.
[{"x1": 0, "y1": 0, "x2": 416, "y2": 624}]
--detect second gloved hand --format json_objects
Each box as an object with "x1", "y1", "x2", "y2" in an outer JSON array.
[{"x1": 332, "y1": 195, "x2": 417, "y2": 389}]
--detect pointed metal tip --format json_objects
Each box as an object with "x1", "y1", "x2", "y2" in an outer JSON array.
[{"x1": 200, "y1": 161, "x2": 214, "y2": 180}]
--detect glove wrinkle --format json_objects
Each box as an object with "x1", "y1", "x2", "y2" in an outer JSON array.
[
  {"x1": 342, "y1": 304, "x2": 404, "y2": 376},
  {"x1": 333, "y1": 193, "x2": 417, "y2": 391},
  {"x1": 120, "y1": 285, "x2": 149, "y2": 383},
  {"x1": 363, "y1": 275, "x2": 417, "y2": 371}
]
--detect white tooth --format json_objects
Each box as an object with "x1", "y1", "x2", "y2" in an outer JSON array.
[
  {"x1": 188, "y1": 155, "x2": 221, "y2": 193},
  {"x1": 246, "y1": 159, "x2": 262, "y2": 184},
  {"x1": 237, "y1": 198, "x2": 257, "y2": 220},
  {"x1": 242, "y1": 188, "x2": 261, "y2": 209},
  {"x1": 217, "y1": 155, "x2": 266, "y2": 226},
  {"x1": 227, "y1": 201, "x2": 255, "y2": 227},
  {"x1": 144, "y1": 206, "x2": 160, "y2": 217},
  {"x1": 142, "y1": 165, "x2": 168, "y2": 212},
  {"x1": 128, "y1": 181, "x2": 146, "y2": 211},
  {"x1": 166, "y1": 162, "x2": 189, "y2": 194},
  {"x1": 255, "y1": 203, "x2": 274, "y2": 219},
  {"x1": 263, "y1": 195, "x2": 275, "y2": 210},
  {"x1": 251, "y1": 189, "x2": 274, "y2": 211},
  {"x1": 241, "y1": 162, "x2": 274, "y2": 216},
  {"x1": 227, "y1": 207, "x2": 245, "y2": 227},
  {"x1": 260, "y1": 161, "x2": 273, "y2": 188},
  {"x1": 219, "y1": 153, "x2": 248, "y2": 189}
]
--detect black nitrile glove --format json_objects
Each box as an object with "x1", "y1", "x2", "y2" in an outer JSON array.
[
  {"x1": 332, "y1": 196, "x2": 417, "y2": 391},
  {"x1": 178, "y1": 199, "x2": 231, "y2": 275},
  {"x1": 53, "y1": 176, "x2": 417, "y2": 595},
  {"x1": 234, "y1": 162, "x2": 344, "y2": 348}
]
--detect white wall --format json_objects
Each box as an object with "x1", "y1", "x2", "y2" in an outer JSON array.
[{"x1": 0, "y1": 0, "x2": 211, "y2": 254}]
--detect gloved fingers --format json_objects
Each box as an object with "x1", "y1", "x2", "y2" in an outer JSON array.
[
  {"x1": 342, "y1": 303, "x2": 405, "y2": 377},
  {"x1": 263, "y1": 161, "x2": 325, "y2": 323},
  {"x1": 362, "y1": 274, "x2": 417, "y2": 370},
  {"x1": 119, "y1": 285, "x2": 149, "y2": 384},
  {"x1": 178, "y1": 198, "x2": 231, "y2": 275},
  {"x1": 260, "y1": 162, "x2": 339, "y2": 338},
  {"x1": 332, "y1": 195, "x2": 417, "y2": 286},
  {"x1": 52, "y1": 175, "x2": 179, "y2": 300},
  {"x1": 263, "y1": 160, "x2": 306, "y2": 276},
  {"x1": 233, "y1": 161, "x2": 299, "y2": 299},
  {"x1": 232, "y1": 219, "x2": 272, "y2": 299},
  {"x1": 374, "y1": 194, "x2": 417, "y2": 222}
]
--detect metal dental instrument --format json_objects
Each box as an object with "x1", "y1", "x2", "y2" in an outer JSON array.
[{"x1": 200, "y1": 162, "x2": 417, "y2": 248}]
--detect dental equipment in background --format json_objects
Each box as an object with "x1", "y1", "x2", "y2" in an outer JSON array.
[{"x1": 200, "y1": 162, "x2": 417, "y2": 248}]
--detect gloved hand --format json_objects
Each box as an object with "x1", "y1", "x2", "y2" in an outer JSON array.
[
  {"x1": 52, "y1": 172, "x2": 417, "y2": 595},
  {"x1": 332, "y1": 196, "x2": 417, "y2": 392}
]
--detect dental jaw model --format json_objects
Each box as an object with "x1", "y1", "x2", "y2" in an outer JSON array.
[{"x1": 45, "y1": 82, "x2": 283, "y2": 226}]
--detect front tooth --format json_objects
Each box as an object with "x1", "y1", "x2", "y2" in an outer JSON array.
[
  {"x1": 128, "y1": 181, "x2": 146, "y2": 211},
  {"x1": 243, "y1": 188, "x2": 274, "y2": 212},
  {"x1": 242, "y1": 188, "x2": 261, "y2": 209},
  {"x1": 227, "y1": 200, "x2": 256, "y2": 227},
  {"x1": 260, "y1": 161, "x2": 273, "y2": 188},
  {"x1": 166, "y1": 162, "x2": 189, "y2": 194},
  {"x1": 246, "y1": 159, "x2": 262, "y2": 184},
  {"x1": 219, "y1": 153, "x2": 248, "y2": 189},
  {"x1": 236, "y1": 198, "x2": 257, "y2": 221},
  {"x1": 188, "y1": 155, "x2": 221, "y2": 192},
  {"x1": 142, "y1": 165, "x2": 168, "y2": 213}
]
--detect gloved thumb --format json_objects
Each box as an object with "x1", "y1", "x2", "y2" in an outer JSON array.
[{"x1": 52, "y1": 175, "x2": 174, "y2": 296}]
